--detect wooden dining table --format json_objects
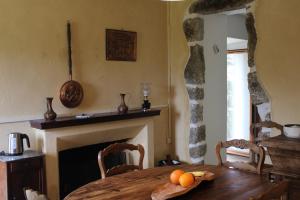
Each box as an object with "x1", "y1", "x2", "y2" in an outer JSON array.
[{"x1": 64, "y1": 164, "x2": 275, "y2": 200}]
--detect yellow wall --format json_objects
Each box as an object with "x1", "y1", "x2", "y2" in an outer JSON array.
[
  {"x1": 0, "y1": 0, "x2": 170, "y2": 164},
  {"x1": 256, "y1": 0, "x2": 300, "y2": 125},
  {"x1": 169, "y1": 0, "x2": 193, "y2": 163},
  {"x1": 170, "y1": 0, "x2": 300, "y2": 163}
]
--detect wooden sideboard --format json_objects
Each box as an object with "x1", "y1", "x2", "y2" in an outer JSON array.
[
  {"x1": 0, "y1": 151, "x2": 46, "y2": 200},
  {"x1": 262, "y1": 135, "x2": 300, "y2": 199}
]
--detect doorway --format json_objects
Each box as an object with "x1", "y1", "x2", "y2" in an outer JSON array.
[
  {"x1": 225, "y1": 13, "x2": 251, "y2": 159},
  {"x1": 227, "y1": 37, "x2": 250, "y2": 142},
  {"x1": 227, "y1": 37, "x2": 251, "y2": 161}
]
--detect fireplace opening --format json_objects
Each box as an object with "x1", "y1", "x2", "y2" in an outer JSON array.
[{"x1": 59, "y1": 139, "x2": 127, "y2": 199}]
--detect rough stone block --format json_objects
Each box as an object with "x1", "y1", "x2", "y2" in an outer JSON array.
[
  {"x1": 189, "y1": 143, "x2": 207, "y2": 158},
  {"x1": 187, "y1": 87, "x2": 204, "y2": 100},
  {"x1": 248, "y1": 72, "x2": 269, "y2": 105},
  {"x1": 189, "y1": 125, "x2": 206, "y2": 144},
  {"x1": 183, "y1": 17, "x2": 204, "y2": 42},
  {"x1": 190, "y1": 103, "x2": 203, "y2": 124},
  {"x1": 246, "y1": 13, "x2": 257, "y2": 68},
  {"x1": 184, "y1": 45, "x2": 205, "y2": 85},
  {"x1": 189, "y1": 0, "x2": 254, "y2": 15}
]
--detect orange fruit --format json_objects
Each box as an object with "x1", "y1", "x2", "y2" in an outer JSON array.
[
  {"x1": 179, "y1": 173, "x2": 195, "y2": 187},
  {"x1": 170, "y1": 169, "x2": 185, "y2": 185}
]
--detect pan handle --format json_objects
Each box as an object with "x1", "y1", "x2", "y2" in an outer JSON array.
[{"x1": 67, "y1": 21, "x2": 73, "y2": 80}]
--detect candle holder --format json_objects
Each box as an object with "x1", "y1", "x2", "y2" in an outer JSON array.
[{"x1": 141, "y1": 83, "x2": 151, "y2": 111}]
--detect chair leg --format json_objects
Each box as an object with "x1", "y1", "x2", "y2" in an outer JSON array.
[
  {"x1": 281, "y1": 193, "x2": 288, "y2": 200},
  {"x1": 268, "y1": 172, "x2": 273, "y2": 183}
]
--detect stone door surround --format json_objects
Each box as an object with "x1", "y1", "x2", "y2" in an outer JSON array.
[{"x1": 183, "y1": 0, "x2": 270, "y2": 164}]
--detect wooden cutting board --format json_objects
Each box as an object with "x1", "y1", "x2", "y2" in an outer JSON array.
[{"x1": 151, "y1": 171, "x2": 215, "y2": 200}]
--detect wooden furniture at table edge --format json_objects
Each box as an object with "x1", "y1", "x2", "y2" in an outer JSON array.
[
  {"x1": 261, "y1": 135, "x2": 300, "y2": 151},
  {"x1": 216, "y1": 139, "x2": 265, "y2": 174},
  {"x1": 0, "y1": 153, "x2": 46, "y2": 200},
  {"x1": 261, "y1": 135, "x2": 300, "y2": 174},
  {"x1": 98, "y1": 143, "x2": 145, "y2": 178},
  {"x1": 261, "y1": 135, "x2": 300, "y2": 200}
]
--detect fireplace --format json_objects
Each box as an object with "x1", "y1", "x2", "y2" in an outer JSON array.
[
  {"x1": 30, "y1": 109, "x2": 159, "y2": 200},
  {"x1": 59, "y1": 139, "x2": 127, "y2": 199}
]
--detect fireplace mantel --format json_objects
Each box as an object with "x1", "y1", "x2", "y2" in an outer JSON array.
[{"x1": 30, "y1": 109, "x2": 160, "y2": 130}]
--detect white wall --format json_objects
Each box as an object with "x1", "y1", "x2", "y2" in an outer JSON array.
[
  {"x1": 227, "y1": 15, "x2": 247, "y2": 40},
  {"x1": 203, "y1": 14, "x2": 227, "y2": 164},
  {"x1": 203, "y1": 14, "x2": 248, "y2": 164}
]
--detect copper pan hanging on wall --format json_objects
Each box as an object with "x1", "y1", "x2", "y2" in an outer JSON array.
[{"x1": 60, "y1": 21, "x2": 84, "y2": 108}]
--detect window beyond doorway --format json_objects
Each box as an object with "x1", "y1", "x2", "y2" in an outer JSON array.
[{"x1": 227, "y1": 37, "x2": 250, "y2": 143}]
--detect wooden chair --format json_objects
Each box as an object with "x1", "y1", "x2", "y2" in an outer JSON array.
[
  {"x1": 215, "y1": 139, "x2": 265, "y2": 174},
  {"x1": 251, "y1": 121, "x2": 283, "y2": 144},
  {"x1": 98, "y1": 143, "x2": 145, "y2": 179},
  {"x1": 23, "y1": 188, "x2": 48, "y2": 200},
  {"x1": 249, "y1": 180, "x2": 289, "y2": 200},
  {"x1": 250, "y1": 121, "x2": 283, "y2": 170}
]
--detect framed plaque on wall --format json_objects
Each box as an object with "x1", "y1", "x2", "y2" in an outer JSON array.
[{"x1": 106, "y1": 29, "x2": 137, "y2": 61}]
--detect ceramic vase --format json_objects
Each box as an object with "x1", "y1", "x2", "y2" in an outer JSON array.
[
  {"x1": 44, "y1": 97, "x2": 57, "y2": 121},
  {"x1": 118, "y1": 93, "x2": 128, "y2": 114}
]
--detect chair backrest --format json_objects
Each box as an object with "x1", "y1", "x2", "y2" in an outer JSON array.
[
  {"x1": 249, "y1": 180, "x2": 289, "y2": 200},
  {"x1": 98, "y1": 143, "x2": 145, "y2": 179},
  {"x1": 23, "y1": 188, "x2": 48, "y2": 200},
  {"x1": 251, "y1": 121, "x2": 284, "y2": 142},
  {"x1": 215, "y1": 139, "x2": 265, "y2": 174}
]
